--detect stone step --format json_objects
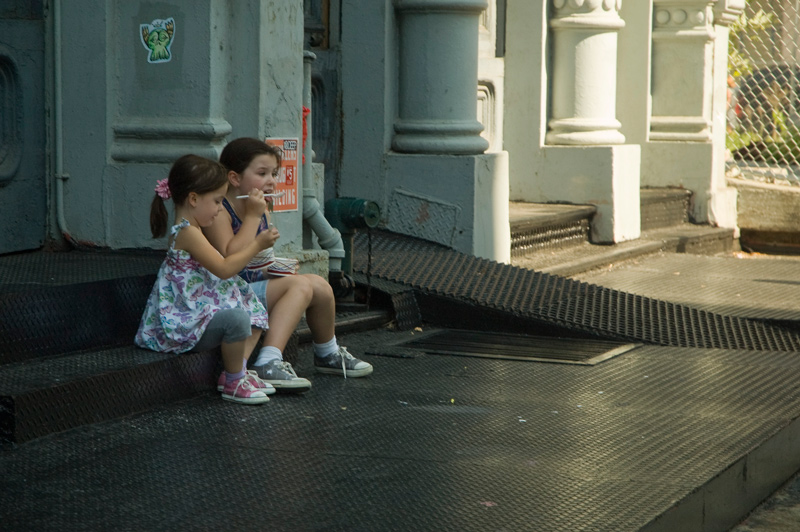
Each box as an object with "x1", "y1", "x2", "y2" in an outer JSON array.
[
  {"x1": 510, "y1": 187, "x2": 734, "y2": 275},
  {"x1": 510, "y1": 202, "x2": 595, "y2": 257},
  {"x1": 640, "y1": 186, "x2": 692, "y2": 230},
  {"x1": 512, "y1": 223, "x2": 736, "y2": 277},
  {"x1": 511, "y1": 187, "x2": 695, "y2": 255}
]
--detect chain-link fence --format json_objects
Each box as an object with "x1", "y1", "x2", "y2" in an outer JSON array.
[{"x1": 728, "y1": 0, "x2": 800, "y2": 185}]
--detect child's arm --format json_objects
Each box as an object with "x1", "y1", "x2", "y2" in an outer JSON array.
[
  {"x1": 204, "y1": 193, "x2": 270, "y2": 257},
  {"x1": 177, "y1": 224, "x2": 277, "y2": 279}
]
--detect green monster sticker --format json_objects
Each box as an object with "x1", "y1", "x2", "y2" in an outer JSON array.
[{"x1": 140, "y1": 18, "x2": 175, "y2": 64}]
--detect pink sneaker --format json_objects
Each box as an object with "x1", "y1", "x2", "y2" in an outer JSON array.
[
  {"x1": 221, "y1": 374, "x2": 270, "y2": 405},
  {"x1": 217, "y1": 370, "x2": 276, "y2": 394}
]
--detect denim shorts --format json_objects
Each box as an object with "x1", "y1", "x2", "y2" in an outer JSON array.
[{"x1": 250, "y1": 279, "x2": 270, "y2": 310}]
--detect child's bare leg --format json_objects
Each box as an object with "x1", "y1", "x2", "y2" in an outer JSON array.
[
  {"x1": 303, "y1": 274, "x2": 336, "y2": 344},
  {"x1": 257, "y1": 273, "x2": 372, "y2": 379},
  {"x1": 263, "y1": 276, "x2": 315, "y2": 351}
]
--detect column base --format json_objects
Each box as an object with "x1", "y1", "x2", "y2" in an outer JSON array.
[
  {"x1": 545, "y1": 117, "x2": 625, "y2": 145},
  {"x1": 384, "y1": 151, "x2": 510, "y2": 262},
  {"x1": 538, "y1": 144, "x2": 641, "y2": 244},
  {"x1": 642, "y1": 141, "x2": 715, "y2": 223}
]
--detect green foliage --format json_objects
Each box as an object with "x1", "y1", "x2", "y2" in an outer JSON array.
[
  {"x1": 760, "y1": 128, "x2": 800, "y2": 165},
  {"x1": 728, "y1": 8, "x2": 775, "y2": 80},
  {"x1": 727, "y1": 129, "x2": 758, "y2": 152},
  {"x1": 732, "y1": 125, "x2": 800, "y2": 166}
]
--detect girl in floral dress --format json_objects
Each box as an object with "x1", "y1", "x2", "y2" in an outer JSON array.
[{"x1": 135, "y1": 154, "x2": 279, "y2": 405}]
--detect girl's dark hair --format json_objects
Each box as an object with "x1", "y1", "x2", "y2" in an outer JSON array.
[
  {"x1": 219, "y1": 137, "x2": 283, "y2": 175},
  {"x1": 149, "y1": 154, "x2": 229, "y2": 238}
]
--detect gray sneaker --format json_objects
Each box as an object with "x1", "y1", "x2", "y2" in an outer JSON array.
[
  {"x1": 314, "y1": 346, "x2": 373, "y2": 378},
  {"x1": 251, "y1": 359, "x2": 312, "y2": 393}
]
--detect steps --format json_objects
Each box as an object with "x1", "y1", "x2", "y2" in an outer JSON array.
[
  {"x1": 0, "y1": 188, "x2": 734, "y2": 444},
  {"x1": 511, "y1": 188, "x2": 736, "y2": 276},
  {"x1": 0, "y1": 250, "x2": 393, "y2": 444}
]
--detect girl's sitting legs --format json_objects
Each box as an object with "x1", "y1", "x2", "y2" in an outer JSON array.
[
  {"x1": 251, "y1": 273, "x2": 373, "y2": 380},
  {"x1": 194, "y1": 308, "x2": 272, "y2": 405}
]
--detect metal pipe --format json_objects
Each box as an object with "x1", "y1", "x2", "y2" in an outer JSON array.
[
  {"x1": 302, "y1": 50, "x2": 345, "y2": 271},
  {"x1": 53, "y1": 0, "x2": 76, "y2": 246}
]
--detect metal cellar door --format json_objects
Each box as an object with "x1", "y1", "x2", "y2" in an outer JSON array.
[{"x1": 0, "y1": 2, "x2": 47, "y2": 254}]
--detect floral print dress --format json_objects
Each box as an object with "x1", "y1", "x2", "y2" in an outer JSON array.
[{"x1": 135, "y1": 219, "x2": 269, "y2": 353}]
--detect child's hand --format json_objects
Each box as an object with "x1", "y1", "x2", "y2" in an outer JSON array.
[
  {"x1": 256, "y1": 226, "x2": 280, "y2": 250},
  {"x1": 242, "y1": 190, "x2": 267, "y2": 219}
]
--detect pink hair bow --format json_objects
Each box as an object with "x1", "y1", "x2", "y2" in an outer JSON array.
[{"x1": 154, "y1": 178, "x2": 171, "y2": 199}]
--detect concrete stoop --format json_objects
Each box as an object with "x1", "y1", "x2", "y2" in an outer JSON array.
[{"x1": 510, "y1": 187, "x2": 736, "y2": 276}]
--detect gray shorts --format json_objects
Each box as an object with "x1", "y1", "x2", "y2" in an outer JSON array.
[{"x1": 193, "y1": 308, "x2": 254, "y2": 351}]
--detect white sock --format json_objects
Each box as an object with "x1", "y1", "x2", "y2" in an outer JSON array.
[
  {"x1": 253, "y1": 346, "x2": 282, "y2": 366},
  {"x1": 313, "y1": 336, "x2": 338, "y2": 358}
]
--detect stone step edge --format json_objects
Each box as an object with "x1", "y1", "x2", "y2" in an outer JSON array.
[
  {"x1": 538, "y1": 226, "x2": 735, "y2": 277},
  {"x1": 511, "y1": 192, "x2": 694, "y2": 253}
]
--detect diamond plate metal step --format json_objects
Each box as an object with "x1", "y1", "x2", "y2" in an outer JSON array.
[
  {"x1": 353, "y1": 229, "x2": 800, "y2": 351},
  {"x1": 640, "y1": 187, "x2": 691, "y2": 230},
  {"x1": 0, "y1": 250, "x2": 398, "y2": 443}
]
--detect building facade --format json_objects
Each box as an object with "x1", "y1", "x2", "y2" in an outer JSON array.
[{"x1": 0, "y1": 0, "x2": 744, "y2": 269}]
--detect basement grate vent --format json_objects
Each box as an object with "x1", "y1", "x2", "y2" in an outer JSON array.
[{"x1": 394, "y1": 330, "x2": 640, "y2": 366}]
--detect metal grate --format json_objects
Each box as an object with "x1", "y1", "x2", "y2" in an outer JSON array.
[
  {"x1": 396, "y1": 329, "x2": 639, "y2": 365},
  {"x1": 353, "y1": 229, "x2": 800, "y2": 351},
  {"x1": 640, "y1": 188, "x2": 690, "y2": 230},
  {"x1": 511, "y1": 220, "x2": 589, "y2": 257},
  {"x1": 0, "y1": 275, "x2": 156, "y2": 364},
  {"x1": 728, "y1": 2, "x2": 800, "y2": 185}
]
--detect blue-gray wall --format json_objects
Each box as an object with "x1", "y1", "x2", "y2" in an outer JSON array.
[{"x1": 43, "y1": 0, "x2": 304, "y2": 251}]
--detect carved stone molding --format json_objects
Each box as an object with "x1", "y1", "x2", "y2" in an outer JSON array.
[
  {"x1": 711, "y1": 0, "x2": 745, "y2": 27},
  {"x1": 650, "y1": 0, "x2": 716, "y2": 141},
  {"x1": 392, "y1": 0, "x2": 489, "y2": 154},
  {"x1": 551, "y1": 0, "x2": 624, "y2": 30},
  {"x1": 547, "y1": 0, "x2": 625, "y2": 145},
  {"x1": 111, "y1": 118, "x2": 232, "y2": 163},
  {"x1": 653, "y1": 0, "x2": 715, "y2": 40}
]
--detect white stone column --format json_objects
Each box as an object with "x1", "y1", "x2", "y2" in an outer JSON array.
[
  {"x1": 547, "y1": 0, "x2": 626, "y2": 145},
  {"x1": 642, "y1": 0, "x2": 743, "y2": 227},
  {"x1": 392, "y1": 0, "x2": 490, "y2": 154},
  {"x1": 707, "y1": 0, "x2": 745, "y2": 232},
  {"x1": 383, "y1": 0, "x2": 509, "y2": 262},
  {"x1": 650, "y1": 0, "x2": 715, "y2": 141},
  {"x1": 534, "y1": 0, "x2": 640, "y2": 244}
]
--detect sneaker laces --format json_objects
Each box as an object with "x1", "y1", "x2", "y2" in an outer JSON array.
[
  {"x1": 275, "y1": 361, "x2": 299, "y2": 378},
  {"x1": 338, "y1": 346, "x2": 355, "y2": 379},
  {"x1": 246, "y1": 370, "x2": 267, "y2": 389},
  {"x1": 231, "y1": 375, "x2": 258, "y2": 397}
]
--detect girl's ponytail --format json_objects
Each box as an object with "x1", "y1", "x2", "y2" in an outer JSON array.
[
  {"x1": 150, "y1": 194, "x2": 168, "y2": 238},
  {"x1": 148, "y1": 155, "x2": 227, "y2": 238}
]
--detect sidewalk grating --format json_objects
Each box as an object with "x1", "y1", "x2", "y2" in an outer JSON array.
[{"x1": 391, "y1": 329, "x2": 640, "y2": 365}]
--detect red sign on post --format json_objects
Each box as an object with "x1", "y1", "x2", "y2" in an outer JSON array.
[{"x1": 265, "y1": 137, "x2": 299, "y2": 212}]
